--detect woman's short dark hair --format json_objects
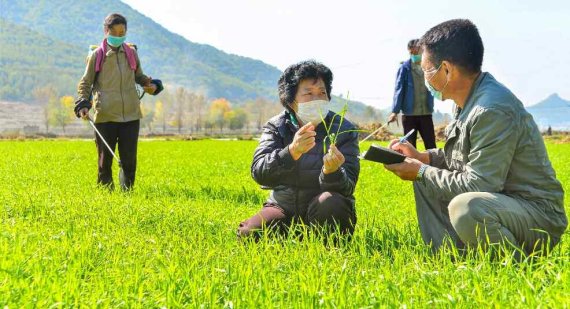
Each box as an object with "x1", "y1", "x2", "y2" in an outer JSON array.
[
  {"x1": 419, "y1": 19, "x2": 484, "y2": 74},
  {"x1": 277, "y1": 60, "x2": 333, "y2": 108},
  {"x1": 104, "y1": 13, "x2": 127, "y2": 32}
]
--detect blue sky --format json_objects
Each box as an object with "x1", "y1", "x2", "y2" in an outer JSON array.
[{"x1": 123, "y1": 0, "x2": 570, "y2": 113}]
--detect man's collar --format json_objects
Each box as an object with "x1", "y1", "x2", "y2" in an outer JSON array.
[
  {"x1": 106, "y1": 43, "x2": 124, "y2": 53},
  {"x1": 455, "y1": 72, "x2": 487, "y2": 118}
]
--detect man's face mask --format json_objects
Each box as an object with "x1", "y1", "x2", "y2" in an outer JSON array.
[
  {"x1": 424, "y1": 64, "x2": 449, "y2": 101},
  {"x1": 296, "y1": 99, "x2": 329, "y2": 126},
  {"x1": 411, "y1": 54, "x2": 422, "y2": 63},
  {"x1": 107, "y1": 34, "x2": 126, "y2": 47}
]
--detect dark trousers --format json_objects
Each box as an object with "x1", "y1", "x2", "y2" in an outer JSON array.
[
  {"x1": 94, "y1": 120, "x2": 140, "y2": 190},
  {"x1": 401, "y1": 115, "x2": 436, "y2": 150},
  {"x1": 237, "y1": 191, "x2": 357, "y2": 239}
]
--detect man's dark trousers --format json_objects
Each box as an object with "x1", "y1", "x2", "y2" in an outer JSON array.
[{"x1": 402, "y1": 115, "x2": 436, "y2": 150}]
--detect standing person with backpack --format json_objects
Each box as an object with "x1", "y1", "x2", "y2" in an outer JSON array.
[{"x1": 74, "y1": 13, "x2": 163, "y2": 191}]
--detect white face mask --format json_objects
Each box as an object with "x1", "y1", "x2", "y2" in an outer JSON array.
[{"x1": 296, "y1": 99, "x2": 329, "y2": 125}]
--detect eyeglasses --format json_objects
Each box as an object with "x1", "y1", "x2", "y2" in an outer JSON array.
[{"x1": 423, "y1": 64, "x2": 442, "y2": 81}]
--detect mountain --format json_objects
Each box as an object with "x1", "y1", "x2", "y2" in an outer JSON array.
[
  {"x1": 0, "y1": 0, "x2": 374, "y2": 118},
  {"x1": 0, "y1": 19, "x2": 85, "y2": 101},
  {"x1": 1, "y1": 0, "x2": 283, "y2": 101},
  {"x1": 527, "y1": 93, "x2": 570, "y2": 130}
]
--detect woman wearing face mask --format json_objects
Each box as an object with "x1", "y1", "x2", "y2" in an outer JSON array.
[
  {"x1": 74, "y1": 13, "x2": 162, "y2": 191},
  {"x1": 238, "y1": 60, "x2": 360, "y2": 239}
]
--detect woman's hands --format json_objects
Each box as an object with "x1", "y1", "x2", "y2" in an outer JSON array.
[
  {"x1": 323, "y1": 144, "x2": 345, "y2": 174},
  {"x1": 289, "y1": 122, "x2": 346, "y2": 174},
  {"x1": 289, "y1": 122, "x2": 316, "y2": 161}
]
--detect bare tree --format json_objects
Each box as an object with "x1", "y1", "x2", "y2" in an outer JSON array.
[
  {"x1": 209, "y1": 98, "x2": 232, "y2": 133},
  {"x1": 172, "y1": 87, "x2": 188, "y2": 134},
  {"x1": 153, "y1": 100, "x2": 166, "y2": 133},
  {"x1": 33, "y1": 85, "x2": 58, "y2": 133},
  {"x1": 140, "y1": 101, "x2": 155, "y2": 133},
  {"x1": 49, "y1": 96, "x2": 75, "y2": 135},
  {"x1": 253, "y1": 97, "x2": 270, "y2": 131},
  {"x1": 154, "y1": 88, "x2": 173, "y2": 134},
  {"x1": 185, "y1": 91, "x2": 197, "y2": 134},
  {"x1": 192, "y1": 94, "x2": 207, "y2": 132}
]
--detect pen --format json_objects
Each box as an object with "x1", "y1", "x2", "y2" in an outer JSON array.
[{"x1": 399, "y1": 129, "x2": 415, "y2": 144}]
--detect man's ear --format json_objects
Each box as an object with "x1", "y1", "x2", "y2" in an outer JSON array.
[{"x1": 442, "y1": 61, "x2": 453, "y2": 78}]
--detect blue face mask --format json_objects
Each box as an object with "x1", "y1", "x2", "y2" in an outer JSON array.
[
  {"x1": 107, "y1": 35, "x2": 126, "y2": 47},
  {"x1": 410, "y1": 54, "x2": 422, "y2": 63},
  {"x1": 424, "y1": 64, "x2": 449, "y2": 101}
]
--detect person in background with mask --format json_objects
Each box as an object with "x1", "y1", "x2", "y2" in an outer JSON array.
[
  {"x1": 74, "y1": 13, "x2": 162, "y2": 191},
  {"x1": 384, "y1": 19, "x2": 567, "y2": 258},
  {"x1": 238, "y1": 60, "x2": 360, "y2": 239},
  {"x1": 387, "y1": 39, "x2": 436, "y2": 150}
]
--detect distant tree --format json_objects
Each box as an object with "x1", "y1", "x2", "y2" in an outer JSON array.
[
  {"x1": 253, "y1": 97, "x2": 271, "y2": 130},
  {"x1": 364, "y1": 105, "x2": 377, "y2": 124},
  {"x1": 267, "y1": 100, "x2": 284, "y2": 120},
  {"x1": 184, "y1": 91, "x2": 197, "y2": 133},
  {"x1": 204, "y1": 120, "x2": 214, "y2": 134},
  {"x1": 49, "y1": 95, "x2": 75, "y2": 134},
  {"x1": 140, "y1": 102, "x2": 155, "y2": 133},
  {"x1": 171, "y1": 87, "x2": 189, "y2": 134},
  {"x1": 153, "y1": 100, "x2": 167, "y2": 133},
  {"x1": 228, "y1": 108, "x2": 248, "y2": 130},
  {"x1": 153, "y1": 88, "x2": 174, "y2": 133},
  {"x1": 33, "y1": 85, "x2": 58, "y2": 133},
  {"x1": 192, "y1": 94, "x2": 207, "y2": 132},
  {"x1": 376, "y1": 109, "x2": 385, "y2": 122},
  {"x1": 209, "y1": 98, "x2": 232, "y2": 132},
  {"x1": 242, "y1": 101, "x2": 254, "y2": 132}
]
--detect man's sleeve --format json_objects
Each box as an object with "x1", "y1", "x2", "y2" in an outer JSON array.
[
  {"x1": 77, "y1": 53, "x2": 96, "y2": 102},
  {"x1": 75, "y1": 53, "x2": 97, "y2": 116},
  {"x1": 427, "y1": 148, "x2": 448, "y2": 169},
  {"x1": 133, "y1": 49, "x2": 151, "y2": 86},
  {"x1": 391, "y1": 65, "x2": 406, "y2": 114},
  {"x1": 420, "y1": 108, "x2": 517, "y2": 201}
]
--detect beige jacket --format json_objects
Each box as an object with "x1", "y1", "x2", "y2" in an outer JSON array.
[{"x1": 77, "y1": 44, "x2": 150, "y2": 123}]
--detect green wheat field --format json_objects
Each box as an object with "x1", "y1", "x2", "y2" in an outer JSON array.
[{"x1": 1, "y1": 140, "x2": 569, "y2": 307}]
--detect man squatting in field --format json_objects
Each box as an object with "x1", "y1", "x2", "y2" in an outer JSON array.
[{"x1": 384, "y1": 19, "x2": 567, "y2": 257}]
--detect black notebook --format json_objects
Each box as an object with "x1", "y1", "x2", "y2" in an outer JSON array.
[{"x1": 361, "y1": 144, "x2": 406, "y2": 164}]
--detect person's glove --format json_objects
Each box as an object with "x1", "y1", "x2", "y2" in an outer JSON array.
[
  {"x1": 74, "y1": 98, "x2": 91, "y2": 118},
  {"x1": 150, "y1": 79, "x2": 164, "y2": 95}
]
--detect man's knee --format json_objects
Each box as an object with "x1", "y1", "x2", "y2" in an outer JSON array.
[{"x1": 448, "y1": 192, "x2": 494, "y2": 241}]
